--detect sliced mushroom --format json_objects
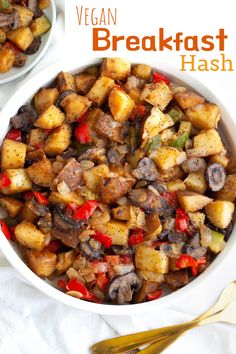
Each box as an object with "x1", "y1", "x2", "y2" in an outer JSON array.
[
  {"x1": 100, "y1": 177, "x2": 135, "y2": 204},
  {"x1": 107, "y1": 145, "x2": 128, "y2": 165},
  {"x1": 55, "y1": 90, "x2": 76, "y2": 108},
  {"x1": 78, "y1": 148, "x2": 106, "y2": 164},
  {"x1": 168, "y1": 231, "x2": 188, "y2": 243},
  {"x1": 51, "y1": 228, "x2": 81, "y2": 248},
  {"x1": 28, "y1": 197, "x2": 49, "y2": 217},
  {"x1": 14, "y1": 53, "x2": 27, "y2": 67},
  {"x1": 108, "y1": 272, "x2": 142, "y2": 304},
  {"x1": 181, "y1": 157, "x2": 207, "y2": 173},
  {"x1": 111, "y1": 245, "x2": 134, "y2": 255},
  {"x1": 10, "y1": 104, "x2": 37, "y2": 130},
  {"x1": 80, "y1": 239, "x2": 103, "y2": 260},
  {"x1": 53, "y1": 204, "x2": 82, "y2": 231},
  {"x1": 27, "y1": 0, "x2": 43, "y2": 17},
  {"x1": 26, "y1": 37, "x2": 42, "y2": 55},
  {"x1": 131, "y1": 157, "x2": 158, "y2": 181},
  {"x1": 205, "y1": 163, "x2": 226, "y2": 192},
  {"x1": 128, "y1": 188, "x2": 163, "y2": 214},
  {"x1": 0, "y1": 10, "x2": 20, "y2": 29},
  {"x1": 165, "y1": 270, "x2": 189, "y2": 290},
  {"x1": 183, "y1": 232, "x2": 207, "y2": 258}
]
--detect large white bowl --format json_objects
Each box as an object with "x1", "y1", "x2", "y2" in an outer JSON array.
[
  {"x1": 0, "y1": 59, "x2": 235, "y2": 315},
  {"x1": 0, "y1": 0, "x2": 56, "y2": 85}
]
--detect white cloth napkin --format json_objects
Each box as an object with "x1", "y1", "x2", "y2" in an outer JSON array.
[{"x1": 0, "y1": 3, "x2": 236, "y2": 352}]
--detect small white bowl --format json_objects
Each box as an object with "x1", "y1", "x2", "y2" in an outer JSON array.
[
  {"x1": 0, "y1": 1, "x2": 56, "y2": 85},
  {"x1": 0, "y1": 59, "x2": 235, "y2": 315}
]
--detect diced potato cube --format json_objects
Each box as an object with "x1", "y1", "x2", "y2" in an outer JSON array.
[
  {"x1": 108, "y1": 86, "x2": 135, "y2": 122},
  {"x1": 27, "y1": 129, "x2": 48, "y2": 148},
  {"x1": 87, "y1": 76, "x2": 115, "y2": 107},
  {"x1": 15, "y1": 221, "x2": 48, "y2": 250},
  {"x1": 193, "y1": 129, "x2": 223, "y2": 156},
  {"x1": 0, "y1": 197, "x2": 23, "y2": 217},
  {"x1": 44, "y1": 123, "x2": 72, "y2": 156},
  {"x1": 138, "y1": 270, "x2": 165, "y2": 283},
  {"x1": 135, "y1": 246, "x2": 169, "y2": 274},
  {"x1": 188, "y1": 212, "x2": 205, "y2": 229},
  {"x1": 158, "y1": 166, "x2": 184, "y2": 182},
  {"x1": 216, "y1": 174, "x2": 236, "y2": 202},
  {"x1": 38, "y1": 0, "x2": 51, "y2": 9},
  {"x1": 184, "y1": 172, "x2": 207, "y2": 194},
  {"x1": 27, "y1": 158, "x2": 54, "y2": 187},
  {"x1": 141, "y1": 82, "x2": 173, "y2": 111},
  {"x1": 0, "y1": 169, "x2": 32, "y2": 195},
  {"x1": 145, "y1": 213, "x2": 162, "y2": 240},
  {"x1": 151, "y1": 146, "x2": 186, "y2": 170},
  {"x1": 177, "y1": 191, "x2": 212, "y2": 212},
  {"x1": 112, "y1": 206, "x2": 131, "y2": 220},
  {"x1": 167, "y1": 178, "x2": 186, "y2": 192},
  {"x1": 185, "y1": 103, "x2": 220, "y2": 130},
  {"x1": 101, "y1": 58, "x2": 131, "y2": 81},
  {"x1": 174, "y1": 90, "x2": 204, "y2": 109},
  {"x1": 75, "y1": 72, "x2": 97, "y2": 95},
  {"x1": 56, "y1": 250, "x2": 76, "y2": 275},
  {"x1": 96, "y1": 220, "x2": 129, "y2": 246},
  {"x1": 142, "y1": 107, "x2": 174, "y2": 141},
  {"x1": 34, "y1": 88, "x2": 59, "y2": 114},
  {"x1": 0, "y1": 29, "x2": 6, "y2": 44},
  {"x1": 132, "y1": 64, "x2": 151, "y2": 80},
  {"x1": 48, "y1": 191, "x2": 84, "y2": 206},
  {"x1": 30, "y1": 14, "x2": 51, "y2": 37},
  {"x1": 60, "y1": 93, "x2": 92, "y2": 123},
  {"x1": 1, "y1": 139, "x2": 27, "y2": 170},
  {"x1": 83, "y1": 164, "x2": 109, "y2": 190},
  {"x1": 34, "y1": 105, "x2": 65, "y2": 129},
  {"x1": 0, "y1": 48, "x2": 15, "y2": 73},
  {"x1": 7, "y1": 27, "x2": 34, "y2": 51},
  {"x1": 13, "y1": 5, "x2": 34, "y2": 26},
  {"x1": 205, "y1": 200, "x2": 234, "y2": 229},
  {"x1": 209, "y1": 154, "x2": 229, "y2": 168},
  {"x1": 57, "y1": 71, "x2": 76, "y2": 92},
  {"x1": 28, "y1": 249, "x2": 57, "y2": 277}
]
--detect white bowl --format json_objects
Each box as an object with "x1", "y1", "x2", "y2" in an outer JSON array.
[
  {"x1": 0, "y1": 59, "x2": 235, "y2": 315},
  {"x1": 0, "y1": 1, "x2": 56, "y2": 85}
]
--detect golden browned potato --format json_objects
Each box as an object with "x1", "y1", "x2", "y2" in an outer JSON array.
[
  {"x1": 135, "y1": 246, "x2": 169, "y2": 274},
  {"x1": 48, "y1": 191, "x2": 84, "y2": 206},
  {"x1": 0, "y1": 169, "x2": 32, "y2": 195},
  {"x1": 142, "y1": 107, "x2": 174, "y2": 141},
  {"x1": 57, "y1": 71, "x2": 76, "y2": 92},
  {"x1": 75, "y1": 72, "x2": 97, "y2": 95},
  {"x1": 86, "y1": 76, "x2": 115, "y2": 106},
  {"x1": 38, "y1": 0, "x2": 51, "y2": 9},
  {"x1": 30, "y1": 15, "x2": 51, "y2": 37},
  {"x1": 56, "y1": 250, "x2": 76, "y2": 275},
  {"x1": 83, "y1": 164, "x2": 109, "y2": 190},
  {"x1": 44, "y1": 123, "x2": 72, "y2": 156},
  {"x1": 145, "y1": 213, "x2": 162, "y2": 240},
  {"x1": 177, "y1": 191, "x2": 212, "y2": 212},
  {"x1": 158, "y1": 166, "x2": 184, "y2": 182},
  {"x1": 28, "y1": 249, "x2": 57, "y2": 277},
  {"x1": 27, "y1": 129, "x2": 48, "y2": 148},
  {"x1": 27, "y1": 158, "x2": 55, "y2": 187},
  {"x1": 7, "y1": 27, "x2": 34, "y2": 51},
  {"x1": 184, "y1": 172, "x2": 207, "y2": 194},
  {"x1": 101, "y1": 58, "x2": 131, "y2": 81},
  {"x1": 60, "y1": 93, "x2": 92, "y2": 123},
  {"x1": 205, "y1": 200, "x2": 234, "y2": 229},
  {"x1": 15, "y1": 221, "x2": 49, "y2": 250},
  {"x1": 132, "y1": 64, "x2": 151, "y2": 80},
  {"x1": 95, "y1": 220, "x2": 129, "y2": 246},
  {"x1": 192, "y1": 129, "x2": 224, "y2": 157},
  {"x1": 1, "y1": 139, "x2": 27, "y2": 170},
  {"x1": 0, "y1": 197, "x2": 23, "y2": 217},
  {"x1": 174, "y1": 90, "x2": 205, "y2": 109},
  {"x1": 0, "y1": 29, "x2": 6, "y2": 44},
  {"x1": 34, "y1": 88, "x2": 59, "y2": 114},
  {"x1": 34, "y1": 105, "x2": 65, "y2": 129},
  {"x1": 0, "y1": 48, "x2": 15, "y2": 73},
  {"x1": 112, "y1": 206, "x2": 131, "y2": 221},
  {"x1": 141, "y1": 82, "x2": 173, "y2": 111},
  {"x1": 188, "y1": 212, "x2": 205, "y2": 229},
  {"x1": 185, "y1": 103, "x2": 220, "y2": 130},
  {"x1": 108, "y1": 86, "x2": 135, "y2": 122},
  {"x1": 13, "y1": 5, "x2": 34, "y2": 26},
  {"x1": 151, "y1": 146, "x2": 186, "y2": 170},
  {"x1": 209, "y1": 154, "x2": 229, "y2": 168},
  {"x1": 137, "y1": 270, "x2": 165, "y2": 283},
  {"x1": 216, "y1": 174, "x2": 236, "y2": 202},
  {"x1": 167, "y1": 178, "x2": 186, "y2": 192},
  {"x1": 100, "y1": 177, "x2": 135, "y2": 204}
]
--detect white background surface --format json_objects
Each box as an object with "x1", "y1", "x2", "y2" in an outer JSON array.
[{"x1": 0, "y1": 0, "x2": 236, "y2": 353}]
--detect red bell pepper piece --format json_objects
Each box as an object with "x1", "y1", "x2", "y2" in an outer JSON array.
[
  {"x1": 6, "y1": 129, "x2": 22, "y2": 142},
  {"x1": 120, "y1": 255, "x2": 133, "y2": 264},
  {"x1": 75, "y1": 122, "x2": 91, "y2": 144},
  {"x1": 130, "y1": 104, "x2": 148, "y2": 121},
  {"x1": 176, "y1": 255, "x2": 206, "y2": 276},
  {"x1": 66, "y1": 278, "x2": 94, "y2": 301},
  {"x1": 175, "y1": 217, "x2": 188, "y2": 233},
  {"x1": 153, "y1": 72, "x2": 170, "y2": 85},
  {"x1": 176, "y1": 208, "x2": 189, "y2": 221},
  {"x1": 0, "y1": 172, "x2": 11, "y2": 188},
  {"x1": 3, "y1": 41, "x2": 20, "y2": 55},
  {"x1": 73, "y1": 200, "x2": 98, "y2": 220},
  {"x1": 76, "y1": 110, "x2": 88, "y2": 123},
  {"x1": 161, "y1": 192, "x2": 177, "y2": 207},
  {"x1": 67, "y1": 202, "x2": 80, "y2": 212},
  {"x1": 147, "y1": 289, "x2": 163, "y2": 301},
  {"x1": 47, "y1": 240, "x2": 62, "y2": 254},
  {"x1": 24, "y1": 192, "x2": 34, "y2": 200},
  {"x1": 96, "y1": 273, "x2": 109, "y2": 290},
  {"x1": 90, "y1": 260, "x2": 108, "y2": 274},
  {"x1": 57, "y1": 279, "x2": 67, "y2": 290},
  {"x1": 0, "y1": 220, "x2": 11, "y2": 240},
  {"x1": 92, "y1": 230, "x2": 112, "y2": 248},
  {"x1": 33, "y1": 191, "x2": 49, "y2": 205},
  {"x1": 128, "y1": 229, "x2": 144, "y2": 246}
]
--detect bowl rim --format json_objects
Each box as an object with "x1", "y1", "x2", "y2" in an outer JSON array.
[
  {"x1": 0, "y1": 58, "x2": 235, "y2": 315},
  {"x1": 0, "y1": 0, "x2": 56, "y2": 85}
]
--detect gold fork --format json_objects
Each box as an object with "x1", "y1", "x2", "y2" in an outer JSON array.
[{"x1": 91, "y1": 281, "x2": 236, "y2": 354}]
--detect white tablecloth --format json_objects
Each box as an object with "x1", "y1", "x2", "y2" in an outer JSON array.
[{"x1": 0, "y1": 2, "x2": 236, "y2": 352}]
